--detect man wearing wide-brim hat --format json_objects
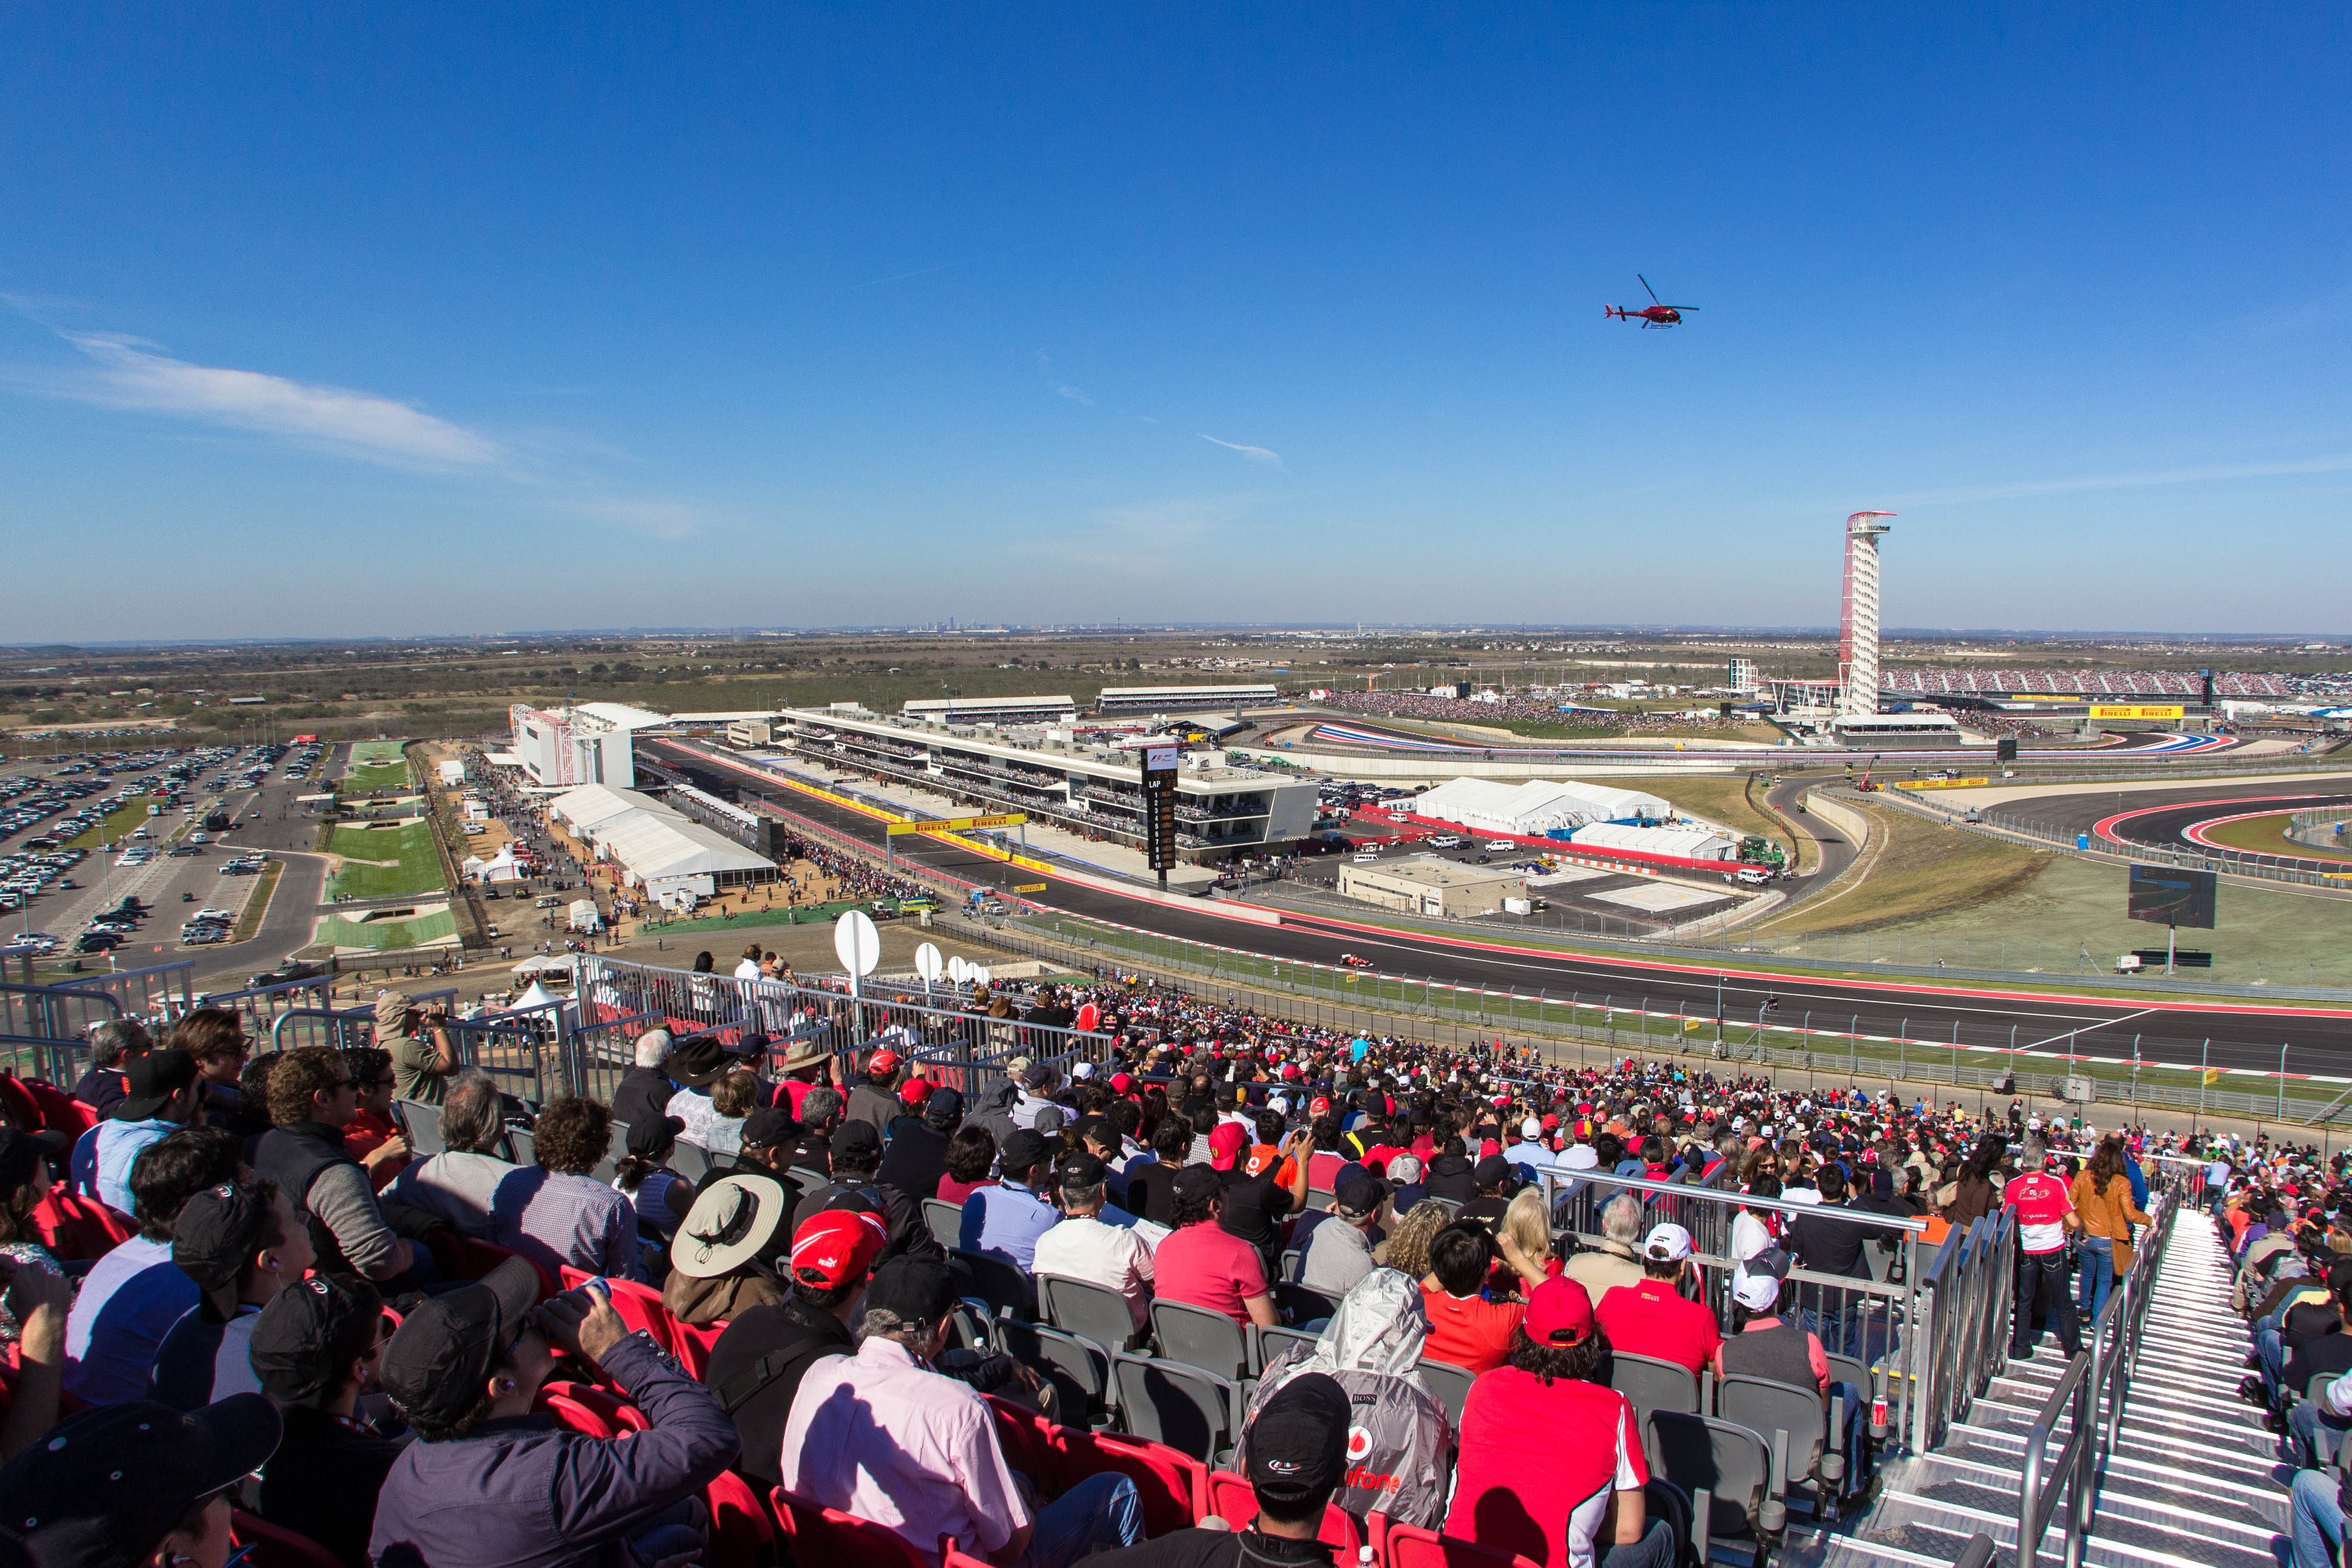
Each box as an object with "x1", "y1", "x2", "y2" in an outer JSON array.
[{"x1": 662, "y1": 1174, "x2": 795, "y2": 1328}]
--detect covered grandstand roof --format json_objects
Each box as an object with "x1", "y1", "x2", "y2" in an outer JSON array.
[
  {"x1": 1412, "y1": 776, "x2": 1671, "y2": 837},
  {"x1": 547, "y1": 783, "x2": 773, "y2": 888},
  {"x1": 1880, "y1": 669, "x2": 2288, "y2": 698}
]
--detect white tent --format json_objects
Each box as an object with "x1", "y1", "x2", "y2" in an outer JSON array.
[
  {"x1": 1567, "y1": 822, "x2": 1736, "y2": 861},
  {"x1": 510, "y1": 954, "x2": 572, "y2": 975},
  {"x1": 509, "y1": 979, "x2": 563, "y2": 1013},
  {"x1": 1412, "y1": 776, "x2": 1672, "y2": 838},
  {"x1": 477, "y1": 847, "x2": 522, "y2": 883},
  {"x1": 548, "y1": 783, "x2": 664, "y2": 839}
]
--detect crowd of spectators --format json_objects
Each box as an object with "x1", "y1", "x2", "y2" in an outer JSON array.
[
  {"x1": 1321, "y1": 691, "x2": 1753, "y2": 738},
  {"x1": 0, "y1": 958, "x2": 2267, "y2": 1568}
]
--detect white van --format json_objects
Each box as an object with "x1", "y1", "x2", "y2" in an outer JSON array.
[
  {"x1": 1428, "y1": 834, "x2": 1463, "y2": 849},
  {"x1": 1484, "y1": 840, "x2": 1514, "y2": 852}
]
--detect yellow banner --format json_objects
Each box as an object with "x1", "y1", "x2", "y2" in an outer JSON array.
[
  {"x1": 1012, "y1": 883, "x2": 1048, "y2": 893},
  {"x1": 1894, "y1": 778, "x2": 1990, "y2": 790},
  {"x1": 885, "y1": 813, "x2": 1027, "y2": 836},
  {"x1": 2089, "y1": 705, "x2": 2184, "y2": 721}
]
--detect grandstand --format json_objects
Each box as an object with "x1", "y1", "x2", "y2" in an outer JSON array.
[{"x1": 1881, "y1": 669, "x2": 2290, "y2": 698}]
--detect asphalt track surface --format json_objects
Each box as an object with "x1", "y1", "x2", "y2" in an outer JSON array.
[
  {"x1": 2096, "y1": 792, "x2": 2352, "y2": 870},
  {"x1": 641, "y1": 739, "x2": 2352, "y2": 1078}
]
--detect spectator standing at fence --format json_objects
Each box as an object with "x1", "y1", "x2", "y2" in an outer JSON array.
[
  {"x1": 1446, "y1": 1279, "x2": 1672, "y2": 1568},
  {"x1": 91, "y1": 1048, "x2": 204, "y2": 1218},
  {"x1": 65, "y1": 1126, "x2": 241, "y2": 1405},
  {"x1": 2005, "y1": 1139, "x2": 2082, "y2": 1362},
  {"x1": 389, "y1": 1070, "x2": 517, "y2": 1238},
  {"x1": 379, "y1": 992, "x2": 459, "y2": 1106},
  {"x1": 1783, "y1": 1166, "x2": 1878, "y2": 1353},
  {"x1": 256, "y1": 1048, "x2": 418, "y2": 1285}
]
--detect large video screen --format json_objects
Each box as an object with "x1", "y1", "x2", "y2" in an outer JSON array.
[{"x1": 2127, "y1": 864, "x2": 2217, "y2": 930}]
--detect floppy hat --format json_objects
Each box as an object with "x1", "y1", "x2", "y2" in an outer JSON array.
[{"x1": 672, "y1": 1174, "x2": 793, "y2": 1281}]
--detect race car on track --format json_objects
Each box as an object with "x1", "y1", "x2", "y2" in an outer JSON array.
[{"x1": 1339, "y1": 953, "x2": 1375, "y2": 969}]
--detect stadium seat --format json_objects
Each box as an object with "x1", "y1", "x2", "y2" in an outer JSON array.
[
  {"x1": 1602, "y1": 1352, "x2": 1701, "y2": 1428},
  {"x1": 591, "y1": 1119, "x2": 629, "y2": 1184},
  {"x1": 1051, "y1": 1427, "x2": 1208, "y2": 1537},
  {"x1": 1369, "y1": 1513, "x2": 1548, "y2": 1568},
  {"x1": 540, "y1": 1380, "x2": 651, "y2": 1433},
  {"x1": 1251, "y1": 1323, "x2": 1320, "y2": 1376},
  {"x1": 538, "y1": 1390, "x2": 618, "y2": 1438},
  {"x1": 1111, "y1": 1351, "x2": 1239, "y2": 1468},
  {"x1": 1647, "y1": 1410, "x2": 1781, "y2": 1564},
  {"x1": 983, "y1": 1393, "x2": 1060, "y2": 1482},
  {"x1": 669, "y1": 1141, "x2": 711, "y2": 1183},
  {"x1": 1204, "y1": 1469, "x2": 1362, "y2": 1553},
  {"x1": 951, "y1": 1248, "x2": 1036, "y2": 1318},
  {"x1": 560, "y1": 1266, "x2": 681, "y2": 1358},
  {"x1": 1305, "y1": 1188, "x2": 1335, "y2": 1213},
  {"x1": 1273, "y1": 1282, "x2": 1340, "y2": 1326},
  {"x1": 432, "y1": 1235, "x2": 559, "y2": 1300},
  {"x1": 504, "y1": 1128, "x2": 536, "y2": 1167},
  {"x1": 16, "y1": 1077, "x2": 92, "y2": 1138},
  {"x1": 995, "y1": 1317, "x2": 1116, "y2": 1427},
  {"x1": 1152, "y1": 1298, "x2": 1250, "y2": 1380},
  {"x1": 770, "y1": 1485, "x2": 930, "y2": 1568},
  {"x1": 673, "y1": 1320, "x2": 725, "y2": 1380},
  {"x1": 1413, "y1": 1357, "x2": 1475, "y2": 1427},
  {"x1": 1038, "y1": 1273, "x2": 1144, "y2": 1352},
  {"x1": 228, "y1": 1510, "x2": 343, "y2": 1568},
  {"x1": 922, "y1": 1197, "x2": 964, "y2": 1251},
  {"x1": 1714, "y1": 1373, "x2": 1842, "y2": 1519},
  {"x1": 701, "y1": 1469, "x2": 775, "y2": 1568},
  {"x1": 25, "y1": 1191, "x2": 133, "y2": 1261},
  {"x1": 1824, "y1": 1352, "x2": 1878, "y2": 1438}
]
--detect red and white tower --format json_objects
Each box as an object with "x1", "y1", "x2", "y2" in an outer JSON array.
[{"x1": 1838, "y1": 512, "x2": 1895, "y2": 718}]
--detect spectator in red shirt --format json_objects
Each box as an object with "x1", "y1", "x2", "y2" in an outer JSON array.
[
  {"x1": 339, "y1": 1047, "x2": 412, "y2": 1193},
  {"x1": 1420, "y1": 1220, "x2": 1549, "y2": 1373},
  {"x1": 1591, "y1": 1223, "x2": 1723, "y2": 1375},
  {"x1": 1447, "y1": 1279, "x2": 1672, "y2": 1568},
  {"x1": 1154, "y1": 1166, "x2": 1276, "y2": 1328},
  {"x1": 2003, "y1": 1140, "x2": 2082, "y2": 1361}
]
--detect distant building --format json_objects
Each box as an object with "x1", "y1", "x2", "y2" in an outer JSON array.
[
  {"x1": 1338, "y1": 856, "x2": 1527, "y2": 919},
  {"x1": 1095, "y1": 684, "x2": 1279, "y2": 715},
  {"x1": 506, "y1": 701, "x2": 669, "y2": 789},
  {"x1": 901, "y1": 695, "x2": 1079, "y2": 725},
  {"x1": 1830, "y1": 712, "x2": 1963, "y2": 747},
  {"x1": 1729, "y1": 658, "x2": 1760, "y2": 695}
]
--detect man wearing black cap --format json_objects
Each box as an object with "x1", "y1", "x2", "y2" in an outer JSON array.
[
  {"x1": 781, "y1": 1255, "x2": 1141, "y2": 1568},
  {"x1": 369, "y1": 1262, "x2": 740, "y2": 1568},
  {"x1": 959, "y1": 1126, "x2": 1059, "y2": 1273},
  {"x1": 1089, "y1": 1373, "x2": 1354, "y2": 1568},
  {"x1": 90, "y1": 1047, "x2": 204, "y2": 1217},
  {"x1": 149, "y1": 1177, "x2": 315, "y2": 1412},
  {"x1": 1155, "y1": 1165, "x2": 1278, "y2": 1330},
  {"x1": 1457, "y1": 1154, "x2": 1517, "y2": 1227},
  {"x1": 877, "y1": 1084, "x2": 962, "y2": 1202},
  {"x1": 791, "y1": 1119, "x2": 942, "y2": 1268},
  {"x1": 1032, "y1": 1153, "x2": 1156, "y2": 1336},
  {"x1": 0, "y1": 1392, "x2": 283, "y2": 1568},
  {"x1": 730, "y1": 1106, "x2": 802, "y2": 1180},
  {"x1": 1296, "y1": 1168, "x2": 1389, "y2": 1296},
  {"x1": 249, "y1": 1275, "x2": 407, "y2": 1568}
]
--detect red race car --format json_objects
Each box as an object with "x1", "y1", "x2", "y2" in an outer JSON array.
[{"x1": 1339, "y1": 953, "x2": 1375, "y2": 969}]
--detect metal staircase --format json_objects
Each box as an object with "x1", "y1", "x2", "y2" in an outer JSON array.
[{"x1": 1798, "y1": 1204, "x2": 2285, "y2": 1568}]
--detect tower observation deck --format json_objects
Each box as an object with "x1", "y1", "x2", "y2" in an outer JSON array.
[{"x1": 1838, "y1": 511, "x2": 1895, "y2": 718}]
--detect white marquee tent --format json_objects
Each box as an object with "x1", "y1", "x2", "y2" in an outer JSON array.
[
  {"x1": 546, "y1": 783, "x2": 773, "y2": 900},
  {"x1": 1411, "y1": 776, "x2": 1672, "y2": 838}
]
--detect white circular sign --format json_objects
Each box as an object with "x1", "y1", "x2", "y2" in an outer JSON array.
[
  {"x1": 832, "y1": 910, "x2": 882, "y2": 978},
  {"x1": 947, "y1": 955, "x2": 969, "y2": 983},
  {"x1": 914, "y1": 942, "x2": 945, "y2": 982},
  {"x1": 969, "y1": 964, "x2": 990, "y2": 985}
]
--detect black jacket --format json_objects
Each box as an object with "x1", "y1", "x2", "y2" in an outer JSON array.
[
  {"x1": 875, "y1": 1116, "x2": 950, "y2": 1203},
  {"x1": 703, "y1": 1299, "x2": 856, "y2": 1489},
  {"x1": 1092, "y1": 1528, "x2": 1335, "y2": 1568},
  {"x1": 255, "y1": 1405, "x2": 412, "y2": 1568},
  {"x1": 608, "y1": 1067, "x2": 676, "y2": 1135}
]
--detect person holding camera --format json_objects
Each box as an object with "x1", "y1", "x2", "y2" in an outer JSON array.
[{"x1": 377, "y1": 992, "x2": 459, "y2": 1107}]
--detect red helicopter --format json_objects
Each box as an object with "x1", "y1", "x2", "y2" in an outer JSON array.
[{"x1": 1606, "y1": 275, "x2": 1698, "y2": 329}]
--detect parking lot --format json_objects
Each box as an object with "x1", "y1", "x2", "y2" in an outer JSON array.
[{"x1": 1, "y1": 740, "x2": 340, "y2": 983}]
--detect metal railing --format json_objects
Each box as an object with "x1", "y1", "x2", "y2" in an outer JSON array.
[
  {"x1": 2015, "y1": 1169, "x2": 2182, "y2": 1568},
  {"x1": 1533, "y1": 1164, "x2": 1937, "y2": 1454},
  {"x1": 1913, "y1": 1209, "x2": 2019, "y2": 1453}
]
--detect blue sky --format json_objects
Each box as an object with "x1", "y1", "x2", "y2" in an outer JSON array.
[{"x1": 4, "y1": 4, "x2": 2348, "y2": 641}]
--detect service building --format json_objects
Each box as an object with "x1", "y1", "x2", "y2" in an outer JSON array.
[{"x1": 1338, "y1": 856, "x2": 1528, "y2": 919}]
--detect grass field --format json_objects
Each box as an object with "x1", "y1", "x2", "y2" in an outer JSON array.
[
  {"x1": 339, "y1": 761, "x2": 412, "y2": 795},
  {"x1": 1493, "y1": 719, "x2": 1782, "y2": 745},
  {"x1": 2202, "y1": 812, "x2": 2352, "y2": 863},
  {"x1": 347, "y1": 741, "x2": 408, "y2": 765},
  {"x1": 1758, "y1": 798, "x2": 2050, "y2": 937},
  {"x1": 324, "y1": 820, "x2": 448, "y2": 899},
  {"x1": 315, "y1": 906, "x2": 458, "y2": 950},
  {"x1": 60, "y1": 797, "x2": 165, "y2": 850}
]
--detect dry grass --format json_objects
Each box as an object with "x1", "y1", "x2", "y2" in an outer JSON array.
[
  {"x1": 1758, "y1": 799, "x2": 2050, "y2": 936},
  {"x1": 1613, "y1": 775, "x2": 1806, "y2": 871},
  {"x1": 2202, "y1": 812, "x2": 2352, "y2": 863}
]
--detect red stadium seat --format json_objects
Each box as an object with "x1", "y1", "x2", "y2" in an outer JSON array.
[
  {"x1": 16, "y1": 1079, "x2": 93, "y2": 1139},
  {"x1": 560, "y1": 1266, "x2": 680, "y2": 1358},
  {"x1": 675, "y1": 1320, "x2": 725, "y2": 1380},
  {"x1": 1368, "y1": 1513, "x2": 1545, "y2": 1568},
  {"x1": 541, "y1": 1380, "x2": 649, "y2": 1433},
  {"x1": 431, "y1": 1235, "x2": 559, "y2": 1300},
  {"x1": 1052, "y1": 1428, "x2": 1207, "y2": 1539},
  {"x1": 984, "y1": 1394, "x2": 1058, "y2": 1484},
  {"x1": 701, "y1": 1469, "x2": 775, "y2": 1568},
  {"x1": 25, "y1": 1192, "x2": 134, "y2": 1261},
  {"x1": 0, "y1": 1077, "x2": 44, "y2": 1136},
  {"x1": 228, "y1": 1511, "x2": 343, "y2": 1568},
  {"x1": 538, "y1": 1390, "x2": 618, "y2": 1438},
  {"x1": 770, "y1": 1487, "x2": 930, "y2": 1568},
  {"x1": 1204, "y1": 1469, "x2": 1362, "y2": 1554}
]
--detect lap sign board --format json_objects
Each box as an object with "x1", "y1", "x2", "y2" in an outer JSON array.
[{"x1": 2126, "y1": 864, "x2": 2217, "y2": 930}]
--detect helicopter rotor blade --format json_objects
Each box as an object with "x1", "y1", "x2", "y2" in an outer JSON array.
[{"x1": 1639, "y1": 274, "x2": 1661, "y2": 305}]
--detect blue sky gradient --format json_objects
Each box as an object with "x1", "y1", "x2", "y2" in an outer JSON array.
[{"x1": 4, "y1": 4, "x2": 2348, "y2": 639}]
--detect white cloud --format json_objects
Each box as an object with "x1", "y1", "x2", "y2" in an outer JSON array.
[
  {"x1": 1198, "y1": 432, "x2": 1284, "y2": 468},
  {"x1": 1055, "y1": 383, "x2": 1094, "y2": 406},
  {"x1": 59, "y1": 332, "x2": 502, "y2": 469},
  {"x1": 559, "y1": 495, "x2": 712, "y2": 539}
]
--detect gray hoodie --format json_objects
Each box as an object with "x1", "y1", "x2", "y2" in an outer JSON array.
[{"x1": 969, "y1": 1077, "x2": 1020, "y2": 1153}]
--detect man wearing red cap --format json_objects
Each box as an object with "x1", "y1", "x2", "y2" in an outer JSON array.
[
  {"x1": 702, "y1": 1208, "x2": 885, "y2": 1491},
  {"x1": 843, "y1": 1048, "x2": 904, "y2": 1139},
  {"x1": 1448, "y1": 1279, "x2": 1672, "y2": 1568}
]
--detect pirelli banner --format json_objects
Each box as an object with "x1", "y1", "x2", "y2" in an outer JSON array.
[
  {"x1": 2088, "y1": 705, "x2": 2185, "y2": 721},
  {"x1": 885, "y1": 813, "x2": 1027, "y2": 836},
  {"x1": 1894, "y1": 778, "x2": 1990, "y2": 790}
]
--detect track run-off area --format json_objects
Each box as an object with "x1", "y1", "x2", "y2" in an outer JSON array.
[{"x1": 643, "y1": 738, "x2": 2352, "y2": 1085}]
